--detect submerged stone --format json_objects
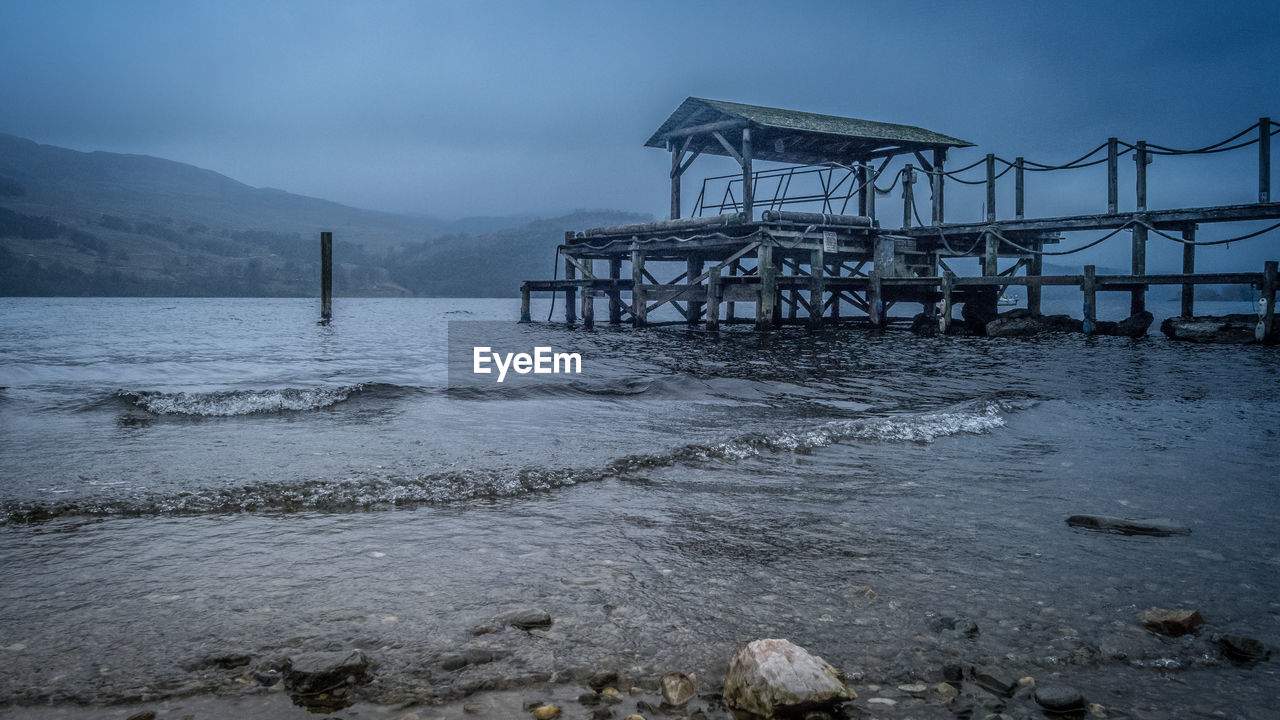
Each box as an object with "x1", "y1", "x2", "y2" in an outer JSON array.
[
  {"x1": 1219, "y1": 634, "x2": 1270, "y2": 664},
  {"x1": 1035, "y1": 684, "x2": 1085, "y2": 712},
  {"x1": 723, "y1": 639, "x2": 854, "y2": 718},
  {"x1": 1066, "y1": 515, "x2": 1191, "y2": 537},
  {"x1": 507, "y1": 610, "x2": 553, "y2": 630},
  {"x1": 284, "y1": 650, "x2": 369, "y2": 695},
  {"x1": 1139, "y1": 608, "x2": 1204, "y2": 636},
  {"x1": 659, "y1": 671, "x2": 696, "y2": 706}
]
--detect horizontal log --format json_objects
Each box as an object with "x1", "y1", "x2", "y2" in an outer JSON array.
[
  {"x1": 760, "y1": 210, "x2": 874, "y2": 227},
  {"x1": 659, "y1": 118, "x2": 750, "y2": 140},
  {"x1": 583, "y1": 214, "x2": 746, "y2": 237},
  {"x1": 899, "y1": 202, "x2": 1280, "y2": 237}
]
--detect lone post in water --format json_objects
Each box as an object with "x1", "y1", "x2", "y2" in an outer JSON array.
[{"x1": 320, "y1": 231, "x2": 333, "y2": 322}]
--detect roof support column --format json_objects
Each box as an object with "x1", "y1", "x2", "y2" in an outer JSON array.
[
  {"x1": 741, "y1": 128, "x2": 753, "y2": 219},
  {"x1": 670, "y1": 142, "x2": 681, "y2": 220}
]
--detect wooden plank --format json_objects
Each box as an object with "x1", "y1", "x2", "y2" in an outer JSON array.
[
  {"x1": 723, "y1": 284, "x2": 760, "y2": 302},
  {"x1": 896, "y1": 201, "x2": 1280, "y2": 236},
  {"x1": 643, "y1": 241, "x2": 760, "y2": 314}
]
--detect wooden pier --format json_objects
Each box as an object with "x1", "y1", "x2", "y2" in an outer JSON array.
[{"x1": 521, "y1": 98, "x2": 1279, "y2": 343}]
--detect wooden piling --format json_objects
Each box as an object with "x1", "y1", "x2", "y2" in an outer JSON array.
[
  {"x1": 1107, "y1": 138, "x2": 1119, "y2": 214},
  {"x1": 580, "y1": 258, "x2": 594, "y2": 329},
  {"x1": 670, "y1": 142, "x2": 682, "y2": 220},
  {"x1": 868, "y1": 275, "x2": 883, "y2": 328},
  {"x1": 1027, "y1": 237, "x2": 1043, "y2": 314},
  {"x1": 866, "y1": 162, "x2": 876, "y2": 222},
  {"x1": 939, "y1": 274, "x2": 953, "y2": 334},
  {"x1": 829, "y1": 262, "x2": 841, "y2": 320},
  {"x1": 1182, "y1": 225, "x2": 1196, "y2": 318},
  {"x1": 809, "y1": 248, "x2": 825, "y2": 329},
  {"x1": 630, "y1": 247, "x2": 646, "y2": 326},
  {"x1": 983, "y1": 232, "x2": 998, "y2": 277},
  {"x1": 1082, "y1": 265, "x2": 1097, "y2": 334},
  {"x1": 520, "y1": 283, "x2": 532, "y2": 323},
  {"x1": 1132, "y1": 144, "x2": 1148, "y2": 316},
  {"x1": 757, "y1": 243, "x2": 776, "y2": 330},
  {"x1": 857, "y1": 163, "x2": 869, "y2": 216},
  {"x1": 706, "y1": 266, "x2": 721, "y2": 331},
  {"x1": 1259, "y1": 260, "x2": 1277, "y2": 343},
  {"x1": 608, "y1": 258, "x2": 623, "y2": 323},
  {"x1": 1261, "y1": 117, "x2": 1272, "y2": 204},
  {"x1": 320, "y1": 231, "x2": 332, "y2": 322},
  {"x1": 564, "y1": 256, "x2": 577, "y2": 326},
  {"x1": 726, "y1": 261, "x2": 737, "y2": 322}
]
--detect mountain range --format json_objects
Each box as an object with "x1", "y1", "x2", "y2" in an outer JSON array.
[{"x1": 0, "y1": 133, "x2": 647, "y2": 296}]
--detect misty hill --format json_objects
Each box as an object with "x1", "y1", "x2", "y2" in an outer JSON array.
[{"x1": 0, "y1": 133, "x2": 647, "y2": 296}]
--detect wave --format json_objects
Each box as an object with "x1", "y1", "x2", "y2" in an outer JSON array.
[
  {"x1": 115, "y1": 383, "x2": 408, "y2": 416},
  {"x1": 2, "y1": 398, "x2": 1029, "y2": 523}
]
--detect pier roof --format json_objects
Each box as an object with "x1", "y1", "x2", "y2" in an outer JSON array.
[{"x1": 645, "y1": 97, "x2": 973, "y2": 165}]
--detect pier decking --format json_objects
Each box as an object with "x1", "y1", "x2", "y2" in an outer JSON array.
[{"x1": 521, "y1": 98, "x2": 1279, "y2": 343}]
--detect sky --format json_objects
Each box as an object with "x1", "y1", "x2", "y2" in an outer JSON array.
[{"x1": 1, "y1": 0, "x2": 1278, "y2": 269}]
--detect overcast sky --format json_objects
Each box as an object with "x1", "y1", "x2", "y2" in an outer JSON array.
[{"x1": 2, "y1": 1, "x2": 1277, "y2": 268}]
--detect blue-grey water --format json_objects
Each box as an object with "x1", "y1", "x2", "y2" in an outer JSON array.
[{"x1": 0, "y1": 297, "x2": 1278, "y2": 719}]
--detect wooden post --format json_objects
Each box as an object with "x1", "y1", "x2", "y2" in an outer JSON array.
[
  {"x1": 868, "y1": 275, "x2": 883, "y2": 328},
  {"x1": 1132, "y1": 140, "x2": 1148, "y2": 316},
  {"x1": 686, "y1": 257, "x2": 704, "y2": 324},
  {"x1": 320, "y1": 231, "x2": 332, "y2": 322},
  {"x1": 670, "y1": 142, "x2": 682, "y2": 220},
  {"x1": 829, "y1": 262, "x2": 841, "y2": 320},
  {"x1": 866, "y1": 162, "x2": 876, "y2": 222},
  {"x1": 932, "y1": 148, "x2": 946, "y2": 224},
  {"x1": 564, "y1": 256, "x2": 577, "y2": 326},
  {"x1": 1261, "y1": 117, "x2": 1272, "y2": 204},
  {"x1": 706, "y1": 265, "x2": 721, "y2": 331},
  {"x1": 1015, "y1": 157, "x2": 1025, "y2": 219},
  {"x1": 608, "y1": 258, "x2": 622, "y2": 324},
  {"x1": 741, "y1": 127, "x2": 753, "y2": 219},
  {"x1": 1082, "y1": 265, "x2": 1097, "y2": 334},
  {"x1": 983, "y1": 232, "x2": 998, "y2": 277},
  {"x1": 630, "y1": 247, "x2": 646, "y2": 327},
  {"x1": 857, "y1": 163, "x2": 869, "y2": 216},
  {"x1": 519, "y1": 283, "x2": 531, "y2": 323},
  {"x1": 902, "y1": 164, "x2": 914, "y2": 229},
  {"x1": 1181, "y1": 225, "x2": 1196, "y2": 318},
  {"x1": 756, "y1": 243, "x2": 775, "y2": 330},
  {"x1": 939, "y1": 274, "x2": 953, "y2": 334},
  {"x1": 580, "y1": 258, "x2": 594, "y2": 329},
  {"x1": 1107, "y1": 137, "x2": 1118, "y2": 214},
  {"x1": 985, "y1": 154, "x2": 996, "y2": 222},
  {"x1": 726, "y1": 262, "x2": 737, "y2": 322},
  {"x1": 1259, "y1": 260, "x2": 1277, "y2": 343},
  {"x1": 809, "y1": 248, "x2": 825, "y2": 329},
  {"x1": 1028, "y1": 237, "x2": 1043, "y2": 315},
  {"x1": 1135, "y1": 141, "x2": 1148, "y2": 212}
]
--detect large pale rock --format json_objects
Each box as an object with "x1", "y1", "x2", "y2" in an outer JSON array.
[
  {"x1": 722, "y1": 639, "x2": 854, "y2": 717},
  {"x1": 659, "y1": 671, "x2": 696, "y2": 706},
  {"x1": 1160, "y1": 315, "x2": 1257, "y2": 344}
]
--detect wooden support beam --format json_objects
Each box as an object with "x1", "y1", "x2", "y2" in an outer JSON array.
[
  {"x1": 670, "y1": 143, "x2": 682, "y2": 220},
  {"x1": 1181, "y1": 225, "x2": 1196, "y2": 318},
  {"x1": 630, "y1": 248, "x2": 646, "y2": 326},
  {"x1": 809, "y1": 248, "x2": 825, "y2": 329},
  {"x1": 706, "y1": 266, "x2": 721, "y2": 331},
  {"x1": 1260, "y1": 260, "x2": 1277, "y2": 343},
  {"x1": 985, "y1": 154, "x2": 996, "y2": 222},
  {"x1": 757, "y1": 243, "x2": 776, "y2": 330},
  {"x1": 983, "y1": 232, "x2": 998, "y2": 277},
  {"x1": 320, "y1": 231, "x2": 332, "y2": 322},
  {"x1": 661, "y1": 118, "x2": 749, "y2": 140},
  {"x1": 580, "y1": 259, "x2": 594, "y2": 328},
  {"x1": 828, "y1": 261, "x2": 841, "y2": 319},
  {"x1": 609, "y1": 258, "x2": 623, "y2": 323},
  {"x1": 564, "y1": 256, "x2": 577, "y2": 325},
  {"x1": 1027, "y1": 237, "x2": 1043, "y2": 315},
  {"x1": 686, "y1": 257, "x2": 704, "y2": 324},
  {"x1": 787, "y1": 288, "x2": 799, "y2": 319},
  {"x1": 866, "y1": 162, "x2": 876, "y2": 222},
  {"x1": 726, "y1": 261, "x2": 737, "y2": 321},
  {"x1": 1083, "y1": 265, "x2": 1097, "y2": 334},
  {"x1": 1135, "y1": 140, "x2": 1148, "y2": 212},
  {"x1": 1107, "y1": 138, "x2": 1119, "y2": 214},
  {"x1": 1261, "y1": 117, "x2": 1272, "y2": 204},
  {"x1": 520, "y1": 283, "x2": 531, "y2": 323},
  {"x1": 1015, "y1": 157, "x2": 1025, "y2": 219},
  {"x1": 868, "y1": 275, "x2": 884, "y2": 328},
  {"x1": 1131, "y1": 226, "x2": 1148, "y2": 315},
  {"x1": 712, "y1": 130, "x2": 744, "y2": 166}
]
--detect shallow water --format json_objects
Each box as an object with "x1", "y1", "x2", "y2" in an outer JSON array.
[{"x1": 1, "y1": 297, "x2": 1277, "y2": 718}]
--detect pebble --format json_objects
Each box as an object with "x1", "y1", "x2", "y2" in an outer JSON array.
[
  {"x1": 624, "y1": 715, "x2": 647, "y2": 720},
  {"x1": 531, "y1": 704, "x2": 562, "y2": 719},
  {"x1": 937, "y1": 682, "x2": 959, "y2": 703},
  {"x1": 1089, "y1": 702, "x2": 1108, "y2": 717},
  {"x1": 897, "y1": 683, "x2": 927, "y2": 693},
  {"x1": 867, "y1": 697, "x2": 896, "y2": 706},
  {"x1": 600, "y1": 687, "x2": 624, "y2": 704},
  {"x1": 1139, "y1": 608, "x2": 1204, "y2": 636},
  {"x1": 462, "y1": 703, "x2": 486, "y2": 715},
  {"x1": 1018, "y1": 676, "x2": 1035, "y2": 686}
]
